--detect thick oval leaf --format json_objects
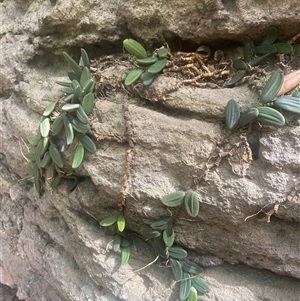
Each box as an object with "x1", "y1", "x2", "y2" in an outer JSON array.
[
  {"x1": 274, "y1": 96, "x2": 300, "y2": 114},
  {"x1": 260, "y1": 26, "x2": 278, "y2": 45},
  {"x1": 254, "y1": 44, "x2": 277, "y2": 54},
  {"x1": 249, "y1": 53, "x2": 271, "y2": 67},
  {"x1": 120, "y1": 237, "x2": 130, "y2": 247},
  {"x1": 157, "y1": 47, "x2": 168, "y2": 58},
  {"x1": 125, "y1": 68, "x2": 144, "y2": 86},
  {"x1": 184, "y1": 190, "x2": 200, "y2": 217},
  {"x1": 78, "y1": 133, "x2": 97, "y2": 153},
  {"x1": 225, "y1": 99, "x2": 240, "y2": 131},
  {"x1": 163, "y1": 228, "x2": 175, "y2": 247},
  {"x1": 63, "y1": 115, "x2": 74, "y2": 145},
  {"x1": 147, "y1": 57, "x2": 167, "y2": 74},
  {"x1": 188, "y1": 287, "x2": 198, "y2": 301},
  {"x1": 49, "y1": 144, "x2": 63, "y2": 168},
  {"x1": 27, "y1": 135, "x2": 41, "y2": 146},
  {"x1": 43, "y1": 102, "x2": 56, "y2": 116},
  {"x1": 123, "y1": 39, "x2": 147, "y2": 59},
  {"x1": 72, "y1": 118, "x2": 91, "y2": 134},
  {"x1": 81, "y1": 48, "x2": 90, "y2": 68},
  {"x1": 40, "y1": 152, "x2": 52, "y2": 168},
  {"x1": 80, "y1": 66, "x2": 91, "y2": 87},
  {"x1": 170, "y1": 258, "x2": 183, "y2": 281},
  {"x1": 62, "y1": 103, "x2": 80, "y2": 112},
  {"x1": 136, "y1": 56, "x2": 158, "y2": 66},
  {"x1": 113, "y1": 234, "x2": 121, "y2": 252},
  {"x1": 52, "y1": 115, "x2": 64, "y2": 136},
  {"x1": 142, "y1": 70, "x2": 156, "y2": 86},
  {"x1": 82, "y1": 93, "x2": 95, "y2": 115},
  {"x1": 121, "y1": 246, "x2": 130, "y2": 265},
  {"x1": 63, "y1": 51, "x2": 82, "y2": 76},
  {"x1": 168, "y1": 246, "x2": 187, "y2": 259},
  {"x1": 100, "y1": 215, "x2": 118, "y2": 227},
  {"x1": 274, "y1": 43, "x2": 293, "y2": 54},
  {"x1": 180, "y1": 272, "x2": 191, "y2": 301},
  {"x1": 79, "y1": 79, "x2": 95, "y2": 100},
  {"x1": 191, "y1": 276, "x2": 209, "y2": 295},
  {"x1": 153, "y1": 237, "x2": 169, "y2": 259},
  {"x1": 238, "y1": 107, "x2": 259, "y2": 127},
  {"x1": 232, "y1": 59, "x2": 248, "y2": 70},
  {"x1": 40, "y1": 117, "x2": 50, "y2": 137},
  {"x1": 117, "y1": 214, "x2": 126, "y2": 232},
  {"x1": 257, "y1": 106, "x2": 285, "y2": 127},
  {"x1": 150, "y1": 218, "x2": 172, "y2": 230},
  {"x1": 161, "y1": 191, "x2": 185, "y2": 207},
  {"x1": 260, "y1": 69, "x2": 284, "y2": 104},
  {"x1": 225, "y1": 70, "x2": 247, "y2": 86},
  {"x1": 50, "y1": 175, "x2": 62, "y2": 188},
  {"x1": 140, "y1": 227, "x2": 161, "y2": 239},
  {"x1": 72, "y1": 80, "x2": 81, "y2": 104},
  {"x1": 76, "y1": 105, "x2": 90, "y2": 124},
  {"x1": 72, "y1": 144, "x2": 84, "y2": 169},
  {"x1": 181, "y1": 260, "x2": 203, "y2": 274}
]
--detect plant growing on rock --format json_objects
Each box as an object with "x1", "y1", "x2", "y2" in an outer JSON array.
[
  {"x1": 226, "y1": 26, "x2": 294, "y2": 86},
  {"x1": 123, "y1": 38, "x2": 169, "y2": 86},
  {"x1": 26, "y1": 49, "x2": 96, "y2": 196},
  {"x1": 225, "y1": 68, "x2": 300, "y2": 132},
  {"x1": 100, "y1": 190, "x2": 209, "y2": 301}
]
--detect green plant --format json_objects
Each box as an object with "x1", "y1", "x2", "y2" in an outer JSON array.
[
  {"x1": 226, "y1": 26, "x2": 293, "y2": 86},
  {"x1": 100, "y1": 190, "x2": 208, "y2": 300},
  {"x1": 26, "y1": 49, "x2": 96, "y2": 196},
  {"x1": 225, "y1": 68, "x2": 300, "y2": 132},
  {"x1": 123, "y1": 39, "x2": 168, "y2": 86}
]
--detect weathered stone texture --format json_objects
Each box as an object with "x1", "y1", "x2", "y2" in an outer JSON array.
[{"x1": 1, "y1": 0, "x2": 300, "y2": 300}]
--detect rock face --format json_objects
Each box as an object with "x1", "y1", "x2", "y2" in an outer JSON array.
[{"x1": 1, "y1": 1, "x2": 300, "y2": 301}]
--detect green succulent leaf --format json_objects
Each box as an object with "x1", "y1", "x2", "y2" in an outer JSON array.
[
  {"x1": 274, "y1": 96, "x2": 300, "y2": 114},
  {"x1": 232, "y1": 59, "x2": 248, "y2": 70},
  {"x1": 161, "y1": 191, "x2": 185, "y2": 207},
  {"x1": 68, "y1": 71, "x2": 81, "y2": 82},
  {"x1": 63, "y1": 115, "x2": 74, "y2": 145},
  {"x1": 168, "y1": 246, "x2": 187, "y2": 259},
  {"x1": 136, "y1": 56, "x2": 158, "y2": 66},
  {"x1": 72, "y1": 118, "x2": 91, "y2": 134},
  {"x1": 253, "y1": 44, "x2": 277, "y2": 54},
  {"x1": 163, "y1": 228, "x2": 175, "y2": 247},
  {"x1": 62, "y1": 103, "x2": 80, "y2": 112},
  {"x1": 243, "y1": 42, "x2": 252, "y2": 62},
  {"x1": 76, "y1": 105, "x2": 90, "y2": 124},
  {"x1": 157, "y1": 47, "x2": 168, "y2": 58},
  {"x1": 153, "y1": 237, "x2": 169, "y2": 259},
  {"x1": 179, "y1": 272, "x2": 191, "y2": 301},
  {"x1": 72, "y1": 144, "x2": 84, "y2": 169},
  {"x1": 150, "y1": 218, "x2": 172, "y2": 231},
  {"x1": 43, "y1": 102, "x2": 56, "y2": 117},
  {"x1": 120, "y1": 237, "x2": 130, "y2": 247},
  {"x1": 56, "y1": 81, "x2": 73, "y2": 87},
  {"x1": 64, "y1": 94, "x2": 74, "y2": 103},
  {"x1": 80, "y1": 66, "x2": 91, "y2": 87},
  {"x1": 63, "y1": 51, "x2": 82, "y2": 76},
  {"x1": 113, "y1": 234, "x2": 121, "y2": 252},
  {"x1": 125, "y1": 68, "x2": 144, "y2": 86},
  {"x1": 188, "y1": 287, "x2": 198, "y2": 301},
  {"x1": 225, "y1": 99, "x2": 240, "y2": 131},
  {"x1": 71, "y1": 80, "x2": 81, "y2": 104},
  {"x1": 78, "y1": 133, "x2": 96, "y2": 153},
  {"x1": 82, "y1": 93, "x2": 95, "y2": 115},
  {"x1": 238, "y1": 107, "x2": 259, "y2": 127},
  {"x1": 140, "y1": 227, "x2": 161, "y2": 239},
  {"x1": 260, "y1": 26, "x2": 278, "y2": 45},
  {"x1": 249, "y1": 52, "x2": 271, "y2": 67},
  {"x1": 121, "y1": 246, "x2": 130, "y2": 265},
  {"x1": 123, "y1": 39, "x2": 147, "y2": 59},
  {"x1": 62, "y1": 86, "x2": 74, "y2": 95},
  {"x1": 257, "y1": 107, "x2": 285, "y2": 127},
  {"x1": 40, "y1": 152, "x2": 52, "y2": 168},
  {"x1": 170, "y1": 258, "x2": 183, "y2": 281},
  {"x1": 274, "y1": 43, "x2": 293, "y2": 54},
  {"x1": 184, "y1": 190, "x2": 200, "y2": 217},
  {"x1": 181, "y1": 260, "x2": 203, "y2": 275},
  {"x1": 259, "y1": 69, "x2": 284, "y2": 104},
  {"x1": 142, "y1": 70, "x2": 156, "y2": 86},
  {"x1": 51, "y1": 115, "x2": 64, "y2": 136},
  {"x1": 27, "y1": 135, "x2": 41, "y2": 146},
  {"x1": 117, "y1": 214, "x2": 126, "y2": 232},
  {"x1": 100, "y1": 215, "x2": 118, "y2": 227},
  {"x1": 40, "y1": 117, "x2": 50, "y2": 138},
  {"x1": 147, "y1": 57, "x2": 167, "y2": 74},
  {"x1": 49, "y1": 144, "x2": 63, "y2": 168},
  {"x1": 191, "y1": 276, "x2": 209, "y2": 295},
  {"x1": 226, "y1": 70, "x2": 247, "y2": 86},
  {"x1": 79, "y1": 79, "x2": 95, "y2": 100},
  {"x1": 81, "y1": 48, "x2": 90, "y2": 68}
]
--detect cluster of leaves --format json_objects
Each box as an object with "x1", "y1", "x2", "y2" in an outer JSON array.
[
  {"x1": 100, "y1": 214, "x2": 130, "y2": 264},
  {"x1": 225, "y1": 68, "x2": 300, "y2": 132},
  {"x1": 226, "y1": 26, "x2": 293, "y2": 86},
  {"x1": 26, "y1": 49, "x2": 97, "y2": 196},
  {"x1": 123, "y1": 39, "x2": 168, "y2": 86},
  {"x1": 140, "y1": 190, "x2": 208, "y2": 301}
]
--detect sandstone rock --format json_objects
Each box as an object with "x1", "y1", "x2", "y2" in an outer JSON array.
[{"x1": 1, "y1": 0, "x2": 300, "y2": 301}]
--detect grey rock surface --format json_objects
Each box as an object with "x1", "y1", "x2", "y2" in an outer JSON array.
[{"x1": 1, "y1": 1, "x2": 300, "y2": 301}]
